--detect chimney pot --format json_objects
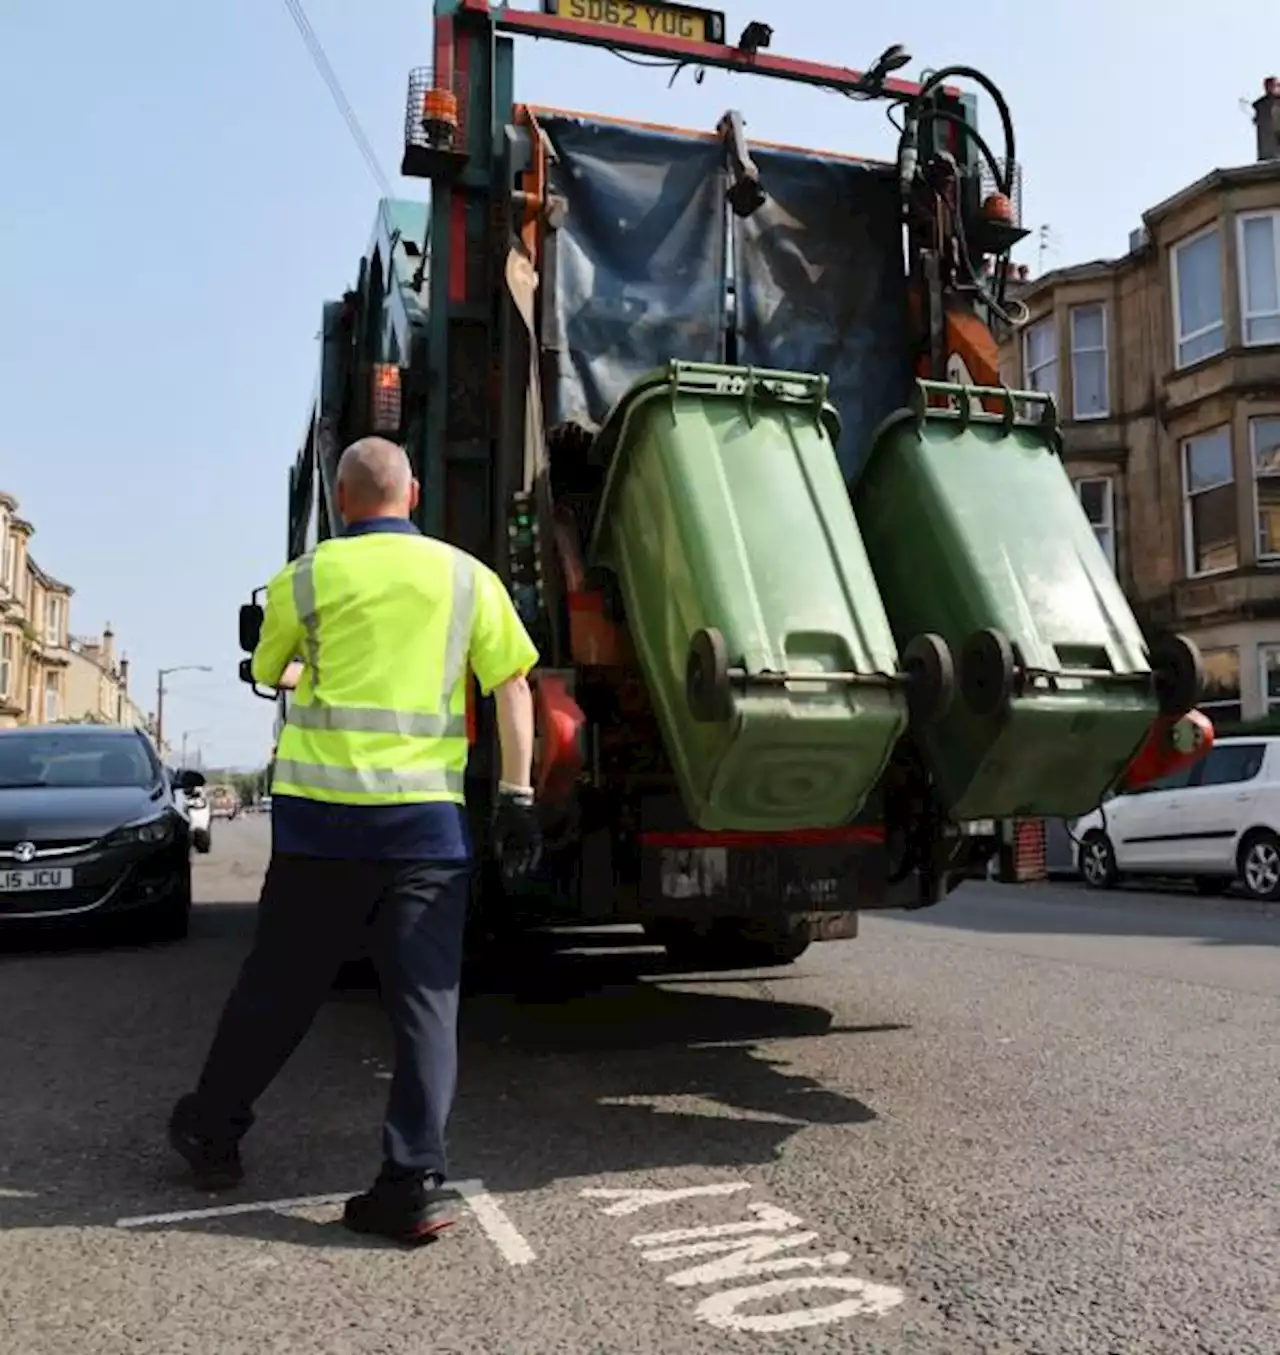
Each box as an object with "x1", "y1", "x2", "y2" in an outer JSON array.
[{"x1": 1255, "y1": 77, "x2": 1280, "y2": 162}]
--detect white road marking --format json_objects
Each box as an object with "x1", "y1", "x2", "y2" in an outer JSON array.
[
  {"x1": 631, "y1": 1203, "x2": 803, "y2": 1247},
  {"x1": 580, "y1": 1181, "x2": 751, "y2": 1217},
  {"x1": 115, "y1": 1177, "x2": 537, "y2": 1266},
  {"x1": 583, "y1": 1180, "x2": 910, "y2": 1334},
  {"x1": 694, "y1": 1275, "x2": 906, "y2": 1332},
  {"x1": 115, "y1": 1192, "x2": 354, "y2": 1228},
  {"x1": 453, "y1": 1180, "x2": 536, "y2": 1267},
  {"x1": 0, "y1": 1188, "x2": 38, "y2": 1200}
]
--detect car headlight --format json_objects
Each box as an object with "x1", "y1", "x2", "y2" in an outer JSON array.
[{"x1": 107, "y1": 814, "x2": 176, "y2": 847}]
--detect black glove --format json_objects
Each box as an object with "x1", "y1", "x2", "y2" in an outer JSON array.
[{"x1": 492, "y1": 785, "x2": 542, "y2": 889}]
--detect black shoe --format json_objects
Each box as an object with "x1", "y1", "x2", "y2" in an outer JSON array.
[
  {"x1": 342, "y1": 1174, "x2": 460, "y2": 1246},
  {"x1": 167, "y1": 1094, "x2": 244, "y2": 1191}
]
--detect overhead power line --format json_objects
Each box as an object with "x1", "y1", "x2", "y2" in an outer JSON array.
[{"x1": 280, "y1": 0, "x2": 395, "y2": 199}]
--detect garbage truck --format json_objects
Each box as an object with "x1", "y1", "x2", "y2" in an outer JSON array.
[{"x1": 237, "y1": 1, "x2": 1212, "y2": 970}]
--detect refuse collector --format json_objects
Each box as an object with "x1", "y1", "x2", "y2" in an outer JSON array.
[{"x1": 168, "y1": 436, "x2": 542, "y2": 1245}]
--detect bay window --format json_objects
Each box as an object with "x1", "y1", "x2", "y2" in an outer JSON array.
[
  {"x1": 1021, "y1": 315, "x2": 1058, "y2": 404},
  {"x1": 1069, "y1": 303, "x2": 1109, "y2": 418},
  {"x1": 1252, "y1": 415, "x2": 1280, "y2": 561},
  {"x1": 1239, "y1": 211, "x2": 1280, "y2": 347},
  {"x1": 1260, "y1": 644, "x2": 1280, "y2": 716},
  {"x1": 43, "y1": 671, "x2": 59, "y2": 723},
  {"x1": 1199, "y1": 647, "x2": 1242, "y2": 727},
  {"x1": 1171, "y1": 226, "x2": 1224, "y2": 368},
  {"x1": 1182, "y1": 427, "x2": 1237, "y2": 575},
  {"x1": 1075, "y1": 477, "x2": 1116, "y2": 571}
]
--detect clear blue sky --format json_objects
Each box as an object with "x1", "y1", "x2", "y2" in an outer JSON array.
[{"x1": 0, "y1": 1, "x2": 1268, "y2": 767}]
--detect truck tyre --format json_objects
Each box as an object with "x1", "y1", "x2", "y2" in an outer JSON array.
[{"x1": 648, "y1": 917, "x2": 811, "y2": 971}]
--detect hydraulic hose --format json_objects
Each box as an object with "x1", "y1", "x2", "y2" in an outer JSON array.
[
  {"x1": 895, "y1": 63, "x2": 1017, "y2": 308},
  {"x1": 914, "y1": 64, "x2": 1016, "y2": 189}
]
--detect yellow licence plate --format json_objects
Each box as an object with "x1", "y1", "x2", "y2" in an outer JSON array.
[{"x1": 546, "y1": 0, "x2": 725, "y2": 45}]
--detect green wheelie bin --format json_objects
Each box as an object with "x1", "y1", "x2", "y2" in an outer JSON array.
[
  {"x1": 586, "y1": 361, "x2": 955, "y2": 834},
  {"x1": 851, "y1": 380, "x2": 1203, "y2": 822}
]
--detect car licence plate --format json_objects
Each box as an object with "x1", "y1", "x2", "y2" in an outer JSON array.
[
  {"x1": 542, "y1": 0, "x2": 725, "y2": 45},
  {"x1": 0, "y1": 867, "x2": 73, "y2": 892}
]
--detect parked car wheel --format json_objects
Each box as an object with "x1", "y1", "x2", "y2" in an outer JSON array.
[
  {"x1": 1238, "y1": 829, "x2": 1280, "y2": 902},
  {"x1": 1078, "y1": 830, "x2": 1119, "y2": 889},
  {"x1": 193, "y1": 827, "x2": 212, "y2": 854}
]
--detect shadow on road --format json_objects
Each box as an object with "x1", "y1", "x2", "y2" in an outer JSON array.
[
  {"x1": 0, "y1": 900, "x2": 896, "y2": 1248},
  {"x1": 896, "y1": 881, "x2": 1280, "y2": 948}
]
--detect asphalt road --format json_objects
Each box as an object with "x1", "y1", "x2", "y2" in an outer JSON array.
[{"x1": 1, "y1": 818, "x2": 1277, "y2": 1355}]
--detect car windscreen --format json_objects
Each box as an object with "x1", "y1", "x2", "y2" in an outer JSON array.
[{"x1": 0, "y1": 733, "x2": 159, "y2": 790}]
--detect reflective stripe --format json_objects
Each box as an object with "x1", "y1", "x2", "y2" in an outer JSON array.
[
  {"x1": 441, "y1": 554, "x2": 476, "y2": 698},
  {"x1": 292, "y1": 553, "x2": 320, "y2": 686},
  {"x1": 273, "y1": 759, "x2": 465, "y2": 796},
  {"x1": 286, "y1": 704, "x2": 466, "y2": 738}
]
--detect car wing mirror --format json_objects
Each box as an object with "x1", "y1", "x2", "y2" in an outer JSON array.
[
  {"x1": 237, "y1": 658, "x2": 279, "y2": 702},
  {"x1": 239, "y1": 593, "x2": 265, "y2": 653}
]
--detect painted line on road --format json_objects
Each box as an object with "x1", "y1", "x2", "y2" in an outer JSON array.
[
  {"x1": 113, "y1": 1178, "x2": 537, "y2": 1266},
  {"x1": 454, "y1": 1180, "x2": 536, "y2": 1266},
  {"x1": 115, "y1": 1192, "x2": 353, "y2": 1228}
]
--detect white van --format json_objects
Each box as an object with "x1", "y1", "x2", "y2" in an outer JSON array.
[{"x1": 1073, "y1": 736, "x2": 1280, "y2": 901}]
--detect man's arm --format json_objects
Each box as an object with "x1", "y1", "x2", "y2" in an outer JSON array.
[
  {"x1": 250, "y1": 565, "x2": 306, "y2": 689},
  {"x1": 468, "y1": 563, "x2": 540, "y2": 791},
  {"x1": 493, "y1": 674, "x2": 535, "y2": 790}
]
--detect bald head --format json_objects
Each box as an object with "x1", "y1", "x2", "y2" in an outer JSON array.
[{"x1": 336, "y1": 437, "x2": 419, "y2": 524}]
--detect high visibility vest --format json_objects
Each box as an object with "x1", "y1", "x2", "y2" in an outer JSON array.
[{"x1": 261, "y1": 532, "x2": 484, "y2": 807}]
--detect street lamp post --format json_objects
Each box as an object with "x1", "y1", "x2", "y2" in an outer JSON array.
[
  {"x1": 180, "y1": 727, "x2": 208, "y2": 768},
  {"x1": 156, "y1": 665, "x2": 212, "y2": 755}
]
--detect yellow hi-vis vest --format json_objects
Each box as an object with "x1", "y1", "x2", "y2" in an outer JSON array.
[{"x1": 252, "y1": 531, "x2": 536, "y2": 807}]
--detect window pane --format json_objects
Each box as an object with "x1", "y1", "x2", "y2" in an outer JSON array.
[
  {"x1": 1146, "y1": 764, "x2": 1196, "y2": 792},
  {"x1": 1073, "y1": 349, "x2": 1108, "y2": 416},
  {"x1": 1096, "y1": 525, "x2": 1116, "y2": 563},
  {"x1": 1242, "y1": 215, "x2": 1279, "y2": 316},
  {"x1": 1179, "y1": 324, "x2": 1226, "y2": 367},
  {"x1": 1247, "y1": 314, "x2": 1280, "y2": 344},
  {"x1": 1071, "y1": 304, "x2": 1105, "y2": 350},
  {"x1": 1201, "y1": 647, "x2": 1241, "y2": 703},
  {"x1": 1185, "y1": 429, "x2": 1233, "y2": 491},
  {"x1": 1254, "y1": 418, "x2": 1280, "y2": 474},
  {"x1": 1189, "y1": 483, "x2": 1239, "y2": 572},
  {"x1": 1175, "y1": 229, "x2": 1223, "y2": 336},
  {"x1": 1263, "y1": 646, "x2": 1280, "y2": 706},
  {"x1": 1024, "y1": 316, "x2": 1055, "y2": 369},
  {"x1": 1198, "y1": 744, "x2": 1265, "y2": 786},
  {"x1": 1077, "y1": 478, "x2": 1109, "y2": 525}
]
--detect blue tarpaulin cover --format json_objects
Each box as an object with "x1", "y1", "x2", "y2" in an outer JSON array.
[{"x1": 539, "y1": 114, "x2": 911, "y2": 479}]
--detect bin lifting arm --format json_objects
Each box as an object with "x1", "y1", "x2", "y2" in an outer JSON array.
[{"x1": 1117, "y1": 711, "x2": 1215, "y2": 794}]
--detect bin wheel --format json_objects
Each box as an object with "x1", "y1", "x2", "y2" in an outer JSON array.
[
  {"x1": 903, "y1": 632, "x2": 955, "y2": 724},
  {"x1": 961, "y1": 627, "x2": 1016, "y2": 716},
  {"x1": 1151, "y1": 633, "x2": 1203, "y2": 717},
  {"x1": 686, "y1": 627, "x2": 732, "y2": 723}
]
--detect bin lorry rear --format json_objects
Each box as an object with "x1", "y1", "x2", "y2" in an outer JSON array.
[{"x1": 238, "y1": 1, "x2": 1213, "y2": 971}]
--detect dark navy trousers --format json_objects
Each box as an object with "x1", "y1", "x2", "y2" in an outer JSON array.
[{"x1": 189, "y1": 853, "x2": 472, "y2": 1180}]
